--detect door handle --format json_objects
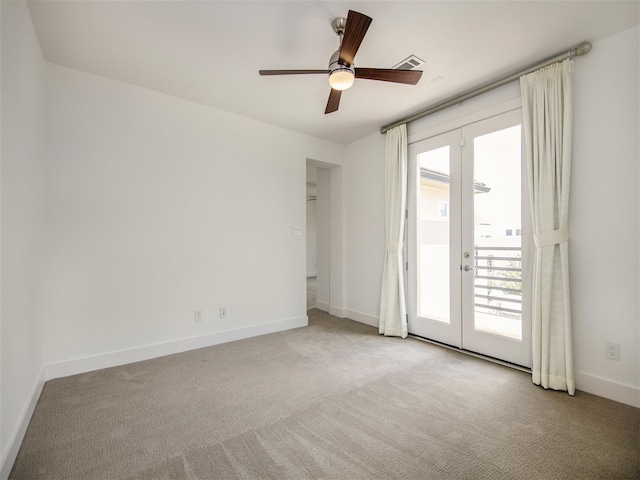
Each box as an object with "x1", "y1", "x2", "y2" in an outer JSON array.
[{"x1": 463, "y1": 265, "x2": 472, "y2": 272}]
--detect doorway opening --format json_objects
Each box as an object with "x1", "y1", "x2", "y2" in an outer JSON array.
[
  {"x1": 407, "y1": 109, "x2": 532, "y2": 368},
  {"x1": 305, "y1": 160, "x2": 342, "y2": 315}
]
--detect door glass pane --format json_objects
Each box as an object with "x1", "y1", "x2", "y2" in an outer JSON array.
[
  {"x1": 418, "y1": 146, "x2": 450, "y2": 323},
  {"x1": 472, "y1": 125, "x2": 522, "y2": 340}
]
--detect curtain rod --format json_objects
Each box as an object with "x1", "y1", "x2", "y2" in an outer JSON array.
[{"x1": 380, "y1": 42, "x2": 592, "y2": 134}]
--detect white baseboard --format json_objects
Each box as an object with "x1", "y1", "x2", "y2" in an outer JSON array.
[
  {"x1": 346, "y1": 309, "x2": 378, "y2": 328},
  {"x1": 45, "y1": 316, "x2": 308, "y2": 381},
  {"x1": 315, "y1": 300, "x2": 330, "y2": 313},
  {"x1": 1, "y1": 367, "x2": 46, "y2": 480},
  {"x1": 313, "y1": 303, "x2": 348, "y2": 319},
  {"x1": 576, "y1": 371, "x2": 640, "y2": 408}
]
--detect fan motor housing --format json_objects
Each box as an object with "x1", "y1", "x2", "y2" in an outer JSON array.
[{"x1": 328, "y1": 49, "x2": 353, "y2": 69}]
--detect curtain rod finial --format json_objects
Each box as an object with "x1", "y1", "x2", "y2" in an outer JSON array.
[{"x1": 571, "y1": 42, "x2": 592, "y2": 58}]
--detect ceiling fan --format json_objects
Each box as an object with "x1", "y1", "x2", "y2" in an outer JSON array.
[{"x1": 259, "y1": 10, "x2": 423, "y2": 114}]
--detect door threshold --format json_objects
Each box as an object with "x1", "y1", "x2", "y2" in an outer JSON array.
[{"x1": 409, "y1": 334, "x2": 531, "y2": 373}]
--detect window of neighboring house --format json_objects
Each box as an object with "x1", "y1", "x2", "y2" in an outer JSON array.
[{"x1": 439, "y1": 201, "x2": 448, "y2": 218}]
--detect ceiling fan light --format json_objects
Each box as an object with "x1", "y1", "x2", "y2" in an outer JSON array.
[{"x1": 328, "y1": 68, "x2": 355, "y2": 91}]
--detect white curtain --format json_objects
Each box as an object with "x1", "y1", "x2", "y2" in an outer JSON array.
[
  {"x1": 379, "y1": 124, "x2": 408, "y2": 338},
  {"x1": 520, "y1": 59, "x2": 575, "y2": 395}
]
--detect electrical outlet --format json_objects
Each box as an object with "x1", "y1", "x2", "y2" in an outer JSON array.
[
  {"x1": 605, "y1": 341, "x2": 620, "y2": 361},
  {"x1": 219, "y1": 307, "x2": 227, "y2": 319},
  {"x1": 194, "y1": 310, "x2": 203, "y2": 323}
]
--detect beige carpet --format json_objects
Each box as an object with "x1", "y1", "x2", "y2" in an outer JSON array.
[{"x1": 11, "y1": 309, "x2": 640, "y2": 479}]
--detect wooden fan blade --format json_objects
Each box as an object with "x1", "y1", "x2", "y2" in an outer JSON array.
[
  {"x1": 355, "y1": 68, "x2": 423, "y2": 85},
  {"x1": 325, "y1": 89, "x2": 342, "y2": 114},
  {"x1": 259, "y1": 69, "x2": 329, "y2": 75},
  {"x1": 338, "y1": 10, "x2": 372, "y2": 66}
]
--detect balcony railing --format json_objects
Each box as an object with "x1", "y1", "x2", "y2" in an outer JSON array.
[{"x1": 474, "y1": 246, "x2": 522, "y2": 319}]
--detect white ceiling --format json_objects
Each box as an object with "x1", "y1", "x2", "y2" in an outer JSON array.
[{"x1": 27, "y1": 1, "x2": 639, "y2": 144}]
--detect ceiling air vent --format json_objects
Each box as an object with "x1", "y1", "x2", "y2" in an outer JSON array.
[{"x1": 392, "y1": 55, "x2": 424, "y2": 70}]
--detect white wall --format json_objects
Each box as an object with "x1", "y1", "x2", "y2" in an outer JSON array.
[
  {"x1": 329, "y1": 165, "x2": 346, "y2": 318},
  {"x1": 0, "y1": 1, "x2": 46, "y2": 475},
  {"x1": 305, "y1": 166, "x2": 318, "y2": 279},
  {"x1": 344, "y1": 132, "x2": 386, "y2": 327},
  {"x1": 315, "y1": 168, "x2": 331, "y2": 311},
  {"x1": 43, "y1": 63, "x2": 344, "y2": 373},
  {"x1": 570, "y1": 26, "x2": 639, "y2": 406},
  {"x1": 343, "y1": 27, "x2": 640, "y2": 406},
  {"x1": 306, "y1": 198, "x2": 317, "y2": 277}
]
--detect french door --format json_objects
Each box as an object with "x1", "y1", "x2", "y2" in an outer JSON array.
[{"x1": 407, "y1": 109, "x2": 532, "y2": 368}]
